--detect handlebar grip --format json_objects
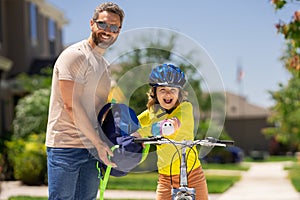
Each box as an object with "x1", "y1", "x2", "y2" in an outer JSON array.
[
  {"x1": 206, "y1": 137, "x2": 234, "y2": 146},
  {"x1": 133, "y1": 136, "x2": 163, "y2": 143},
  {"x1": 217, "y1": 140, "x2": 235, "y2": 146}
]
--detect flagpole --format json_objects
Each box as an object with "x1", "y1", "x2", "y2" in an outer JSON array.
[{"x1": 236, "y1": 59, "x2": 245, "y2": 116}]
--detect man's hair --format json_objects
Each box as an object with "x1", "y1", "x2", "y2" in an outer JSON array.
[{"x1": 93, "y1": 2, "x2": 125, "y2": 26}]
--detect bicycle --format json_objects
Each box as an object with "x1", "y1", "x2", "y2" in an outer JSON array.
[{"x1": 134, "y1": 136, "x2": 234, "y2": 200}]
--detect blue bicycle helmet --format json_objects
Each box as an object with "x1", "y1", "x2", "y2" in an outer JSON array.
[{"x1": 149, "y1": 64, "x2": 186, "y2": 88}]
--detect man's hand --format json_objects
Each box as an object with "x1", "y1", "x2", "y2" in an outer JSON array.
[{"x1": 96, "y1": 141, "x2": 117, "y2": 167}]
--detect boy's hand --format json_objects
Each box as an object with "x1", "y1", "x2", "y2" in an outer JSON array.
[
  {"x1": 169, "y1": 117, "x2": 181, "y2": 131},
  {"x1": 130, "y1": 131, "x2": 142, "y2": 138},
  {"x1": 131, "y1": 132, "x2": 146, "y2": 148}
]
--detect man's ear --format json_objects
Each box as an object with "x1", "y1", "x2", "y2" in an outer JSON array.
[{"x1": 90, "y1": 19, "x2": 94, "y2": 30}]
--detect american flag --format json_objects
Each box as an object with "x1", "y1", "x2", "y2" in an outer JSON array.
[{"x1": 236, "y1": 66, "x2": 244, "y2": 83}]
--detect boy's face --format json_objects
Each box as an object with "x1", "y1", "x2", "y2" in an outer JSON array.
[{"x1": 156, "y1": 86, "x2": 180, "y2": 110}]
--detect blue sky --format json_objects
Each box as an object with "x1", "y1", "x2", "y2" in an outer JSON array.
[{"x1": 47, "y1": 0, "x2": 295, "y2": 108}]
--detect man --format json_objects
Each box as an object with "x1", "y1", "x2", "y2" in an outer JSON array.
[{"x1": 46, "y1": 2, "x2": 125, "y2": 199}]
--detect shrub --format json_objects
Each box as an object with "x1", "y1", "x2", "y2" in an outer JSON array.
[
  {"x1": 5, "y1": 70, "x2": 51, "y2": 185},
  {"x1": 6, "y1": 134, "x2": 47, "y2": 185},
  {"x1": 13, "y1": 88, "x2": 50, "y2": 139}
]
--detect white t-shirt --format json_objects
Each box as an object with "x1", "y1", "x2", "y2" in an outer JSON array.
[{"x1": 46, "y1": 40, "x2": 111, "y2": 148}]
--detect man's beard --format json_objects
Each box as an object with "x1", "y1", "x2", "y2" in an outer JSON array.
[{"x1": 92, "y1": 31, "x2": 118, "y2": 49}]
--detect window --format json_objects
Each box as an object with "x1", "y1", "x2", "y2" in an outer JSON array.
[
  {"x1": 0, "y1": 1, "x2": 3, "y2": 49},
  {"x1": 48, "y1": 19, "x2": 56, "y2": 56},
  {"x1": 48, "y1": 19, "x2": 56, "y2": 41},
  {"x1": 29, "y1": 3, "x2": 38, "y2": 46}
]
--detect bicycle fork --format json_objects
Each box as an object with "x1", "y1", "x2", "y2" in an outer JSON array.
[{"x1": 171, "y1": 141, "x2": 195, "y2": 200}]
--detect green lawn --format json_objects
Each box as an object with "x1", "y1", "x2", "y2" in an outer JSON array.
[
  {"x1": 107, "y1": 173, "x2": 157, "y2": 191},
  {"x1": 8, "y1": 163, "x2": 245, "y2": 200},
  {"x1": 202, "y1": 162, "x2": 249, "y2": 171},
  {"x1": 206, "y1": 175, "x2": 241, "y2": 193},
  {"x1": 285, "y1": 163, "x2": 300, "y2": 192},
  {"x1": 8, "y1": 198, "x2": 151, "y2": 200},
  {"x1": 244, "y1": 155, "x2": 297, "y2": 162},
  {"x1": 8, "y1": 198, "x2": 149, "y2": 200},
  {"x1": 8, "y1": 157, "x2": 300, "y2": 200},
  {"x1": 8, "y1": 172, "x2": 241, "y2": 200},
  {"x1": 9, "y1": 198, "x2": 46, "y2": 200},
  {"x1": 107, "y1": 172, "x2": 240, "y2": 194}
]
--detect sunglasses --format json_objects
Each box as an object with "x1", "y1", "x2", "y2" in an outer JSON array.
[{"x1": 93, "y1": 20, "x2": 120, "y2": 33}]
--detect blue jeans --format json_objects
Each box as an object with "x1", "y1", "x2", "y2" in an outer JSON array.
[{"x1": 47, "y1": 147, "x2": 100, "y2": 200}]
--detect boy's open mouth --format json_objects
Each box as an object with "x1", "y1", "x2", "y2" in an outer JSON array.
[{"x1": 164, "y1": 99, "x2": 173, "y2": 104}]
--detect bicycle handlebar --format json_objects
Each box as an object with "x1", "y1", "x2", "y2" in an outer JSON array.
[
  {"x1": 133, "y1": 136, "x2": 234, "y2": 147},
  {"x1": 134, "y1": 136, "x2": 163, "y2": 143},
  {"x1": 134, "y1": 136, "x2": 234, "y2": 200},
  {"x1": 205, "y1": 137, "x2": 235, "y2": 146}
]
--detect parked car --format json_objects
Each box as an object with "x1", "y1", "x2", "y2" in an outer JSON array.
[{"x1": 201, "y1": 146, "x2": 244, "y2": 164}]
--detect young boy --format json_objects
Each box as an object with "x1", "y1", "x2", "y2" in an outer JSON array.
[{"x1": 133, "y1": 64, "x2": 208, "y2": 200}]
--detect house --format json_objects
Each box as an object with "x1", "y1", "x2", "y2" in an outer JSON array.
[
  {"x1": 224, "y1": 92, "x2": 272, "y2": 156},
  {"x1": 0, "y1": 0, "x2": 68, "y2": 135}
]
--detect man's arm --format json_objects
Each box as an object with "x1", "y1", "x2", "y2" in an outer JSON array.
[{"x1": 59, "y1": 80, "x2": 116, "y2": 167}]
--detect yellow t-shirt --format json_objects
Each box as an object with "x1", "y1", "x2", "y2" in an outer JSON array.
[{"x1": 137, "y1": 101, "x2": 201, "y2": 175}]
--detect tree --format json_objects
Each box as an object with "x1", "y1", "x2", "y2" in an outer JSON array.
[
  {"x1": 272, "y1": 0, "x2": 300, "y2": 73},
  {"x1": 263, "y1": 1, "x2": 300, "y2": 151},
  {"x1": 108, "y1": 30, "x2": 228, "y2": 141},
  {"x1": 263, "y1": 78, "x2": 300, "y2": 151}
]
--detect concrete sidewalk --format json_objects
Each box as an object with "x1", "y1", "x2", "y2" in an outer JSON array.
[
  {"x1": 0, "y1": 162, "x2": 299, "y2": 200},
  {"x1": 217, "y1": 162, "x2": 300, "y2": 200}
]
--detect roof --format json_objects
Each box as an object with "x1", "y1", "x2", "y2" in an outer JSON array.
[
  {"x1": 225, "y1": 92, "x2": 271, "y2": 119},
  {"x1": 26, "y1": 0, "x2": 68, "y2": 28}
]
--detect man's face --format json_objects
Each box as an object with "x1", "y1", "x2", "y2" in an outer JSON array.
[{"x1": 91, "y1": 11, "x2": 121, "y2": 49}]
